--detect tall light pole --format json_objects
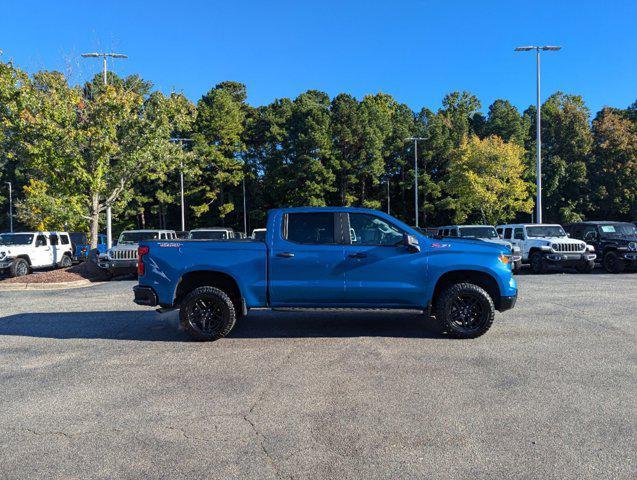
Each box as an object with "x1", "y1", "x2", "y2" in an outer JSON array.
[
  {"x1": 242, "y1": 176, "x2": 247, "y2": 236},
  {"x1": 515, "y1": 45, "x2": 561, "y2": 224},
  {"x1": 170, "y1": 138, "x2": 193, "y2": 232},
  {"x1": 4, "y1": 182, "x2": 12, "y2": 232},
  {"x1": 404, "y1": 137, "x2": 426, "y2": 228},
  {"x1": 81, "y1": 52, "x2": 128, "y2": 248}
]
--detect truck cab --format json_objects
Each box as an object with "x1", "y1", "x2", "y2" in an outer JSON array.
[
  {"x1": 0, "y1": 231, "x2": 73, "y2": 277},
  {"x1": 134, "y1": 208, "x2": 518, "y2": 341},
  {"x1": 496, "y1": 223, "x2": 596, "y2": 274}
]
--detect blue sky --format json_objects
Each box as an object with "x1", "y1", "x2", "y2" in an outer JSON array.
[{"x1": 2, "y1": 1, "x2": 635, "y2": 116}]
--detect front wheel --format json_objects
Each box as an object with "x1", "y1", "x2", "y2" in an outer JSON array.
[
  {"x1": 179, "y1": 286, "x2": 237, "y2": 341},
  {"x1": 530, "y1": 252, "x2": 546, "y2": 274},
  {"x1": 576, "y1": 260, "x2": 595, "y2": 273},
  {"x1": 603, "y1": 251, "x2": 625, "y2": 274},
  {"x1": 435, "y1": 283, "x2": 495, "y2": 339},
  {"x1": 512, "y1": 260, "x2": 522, "y2": 274},
  {"x1": 9, "y1": 258, "x2": 30, "y2": 278}
]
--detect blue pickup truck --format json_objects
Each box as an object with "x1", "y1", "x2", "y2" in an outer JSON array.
[{"x1": 134, "y1": 207, "x2": 517, "y2": 340}]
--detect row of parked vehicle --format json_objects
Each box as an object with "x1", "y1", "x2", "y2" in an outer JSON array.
[
  {"x1": 430, "y1": 220, "x2": 637, "y2": 274},
  {"x1": 1, "y1": 217, "x2": 635, "y2": 279}
]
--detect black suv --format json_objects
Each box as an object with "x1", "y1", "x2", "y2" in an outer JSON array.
[{"x1": 566, "y1": 221, "x2": 637, "y2": 273}]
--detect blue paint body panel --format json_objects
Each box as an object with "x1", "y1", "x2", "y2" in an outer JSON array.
[
  {"x1": 74, "y1": 234, "x2": 107, "y2": 261},
  {"x1": 137, "y1": 207, "x2": 517, "y2": 310}
]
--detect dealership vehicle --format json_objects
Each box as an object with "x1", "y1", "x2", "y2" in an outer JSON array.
[
  {"x1": 70, "y1": 232, "x2": 107, "y2": 262},
  {"x1": 134, "y1": 207, "x2": 518, "y2": 341},
  {"x1": 437, "y1": 225, "x2": 523, "y2": 272},
  {"x1": 566, "y1": 221, "x2": 637, "y2": 273},
  {"x1": 98, "y1": 229, "x2": 176, "y2": 276},
  {"x1": 0, "y1": 231, "x2": 73, "y2": 277},
  {"x1": 251, "y1": 228, "x2": 266, "y2": 241},
  {"x1": 189, "y1": 228, "x2": 236, "y2": 240},
  {"x1": 497, "y1": 223, "x2": 596, "y2": 274}
]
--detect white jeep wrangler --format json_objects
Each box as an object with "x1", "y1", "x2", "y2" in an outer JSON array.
[
  {"x1": 0, "y1": 232, "x2": 73, "y2": 277},
  {"x1": 496, "y1": 224, "x2": 596, "y2": 274},
  {"x1": 98, "y1": 229, "x2": 176, "y2": 277}
]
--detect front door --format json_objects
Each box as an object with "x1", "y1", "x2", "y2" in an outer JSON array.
[
  {"x1": 342, "y1": 213, "x2": 426, "y2": 307},
  {"x1": 31, "y1": 234, "x2": 53, "y2": 267},
  {"x1": 269, "y1": 212, "x2": 345, "y2": 306}
]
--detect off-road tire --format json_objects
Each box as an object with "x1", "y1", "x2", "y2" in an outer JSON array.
[
  {"x1": 9, "y1": 258, "x2": 30, "y2": 278},
  {"x1": 603, "y1": 251, "x2": 625, "y2": 274},
  {"x1": 435, "y1": 282, "x2": 495, "y2": 339},
  {"x1": 179, "y1": 286, "x2": 237, "y2": 341},
  {"x1": 59, "y1": 254, "x2": 72, "y2": 268},
  {"x1": 576, "y1": 260, "x2": 595, "y2": 274},
  {"x1": 512, "y1": 259, "x2": 522, "y2": 274},
  {"x1": 530, "y1": 252, "x2": 546, "y2": 274}
]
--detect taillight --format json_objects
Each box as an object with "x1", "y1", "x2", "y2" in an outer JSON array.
[{"x1": 138, "y1": 246, "x2": 149, "y2": 276}]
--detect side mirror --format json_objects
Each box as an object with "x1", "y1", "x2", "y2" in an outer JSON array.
[{"x1": 403, "y1": 233, "x2": 421, "y2": 253}]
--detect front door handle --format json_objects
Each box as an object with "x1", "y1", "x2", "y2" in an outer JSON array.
[
  {"x1": 277, "y1": 252, "x2": 295, "y2": 258},
  {"x1": 348, "y1": 252, "x2": 367, "y2": 259}
]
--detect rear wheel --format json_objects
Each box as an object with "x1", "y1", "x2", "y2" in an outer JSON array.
[
  {"x1": 179, "y1": 286, "x2": 237, "y2": 341},
  {"x1": 59, "y1": 254, "x2": 72, "y2": 268},
  {"x1": 9, "y1": 258, "x2": 29, "y2": 278},
  {"x1": 603, "y1": 251, "x2": 625, "y2": 274},
  {"x1": 530, "y1": 252, "x2": 546, "y2": 274},
  {"x1": 435, "y1": 283, "x2": 495, "y2": 339}
]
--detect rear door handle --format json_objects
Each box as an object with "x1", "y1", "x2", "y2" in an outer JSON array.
[
  {"x1": 348, "y1": 252, "x2": 367, "y2": 259},
  {"x1": 277, "y1": 252, "x2": 295, "y2": 258}
]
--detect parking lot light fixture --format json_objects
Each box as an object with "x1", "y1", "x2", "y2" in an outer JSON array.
[{"x1": 514, "y1": 45, "x2": 562, "y2": 224}]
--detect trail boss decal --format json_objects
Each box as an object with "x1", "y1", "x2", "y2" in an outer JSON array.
[{"x1": 431, "y1": 243, "x2": 451, "y2": 248}]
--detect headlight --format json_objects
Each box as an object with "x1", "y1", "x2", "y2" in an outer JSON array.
[
  {"x1": 586, "y1": 244, "x2": 595, "y2": 252},
  {"x1": 629, "y1": 242, "x2": 637, "y2": 252},
  {"x1": 0, "y1": 252, "x2": 5, "y2": 260}
]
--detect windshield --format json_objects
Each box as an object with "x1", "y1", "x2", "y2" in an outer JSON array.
[
  {"x1": 189, "y1": 230, "x2": 229, "y2": 240},
  {"x1": 459, "y1": 227, "x2": 498, "y2": 239},
  {"x1": 0, "y1": 234, "x2": 34, "y2": 245},
  {"x1": 526, "y1": 226, "x2": 567, "y2": 238},
  {"x1": 599, "y1": 223, "x2": 637, "y2": 237},
  {"x1": 118, "y1": 232, "x2": 160, "y2": 244}
]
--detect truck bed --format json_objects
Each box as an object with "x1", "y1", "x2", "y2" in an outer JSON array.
[{"x1": 141, "y1": 239, "x2": 268, "y2": 308}]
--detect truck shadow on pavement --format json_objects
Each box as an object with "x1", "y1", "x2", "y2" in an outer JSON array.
[{"x1": 0, "y1": 310, "x2": 444, "y2": 341}]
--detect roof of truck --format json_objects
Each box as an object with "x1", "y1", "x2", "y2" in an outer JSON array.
[
  {"x1": 437, "y1": 225, "x2": 495, "y2": 229},
  {"x1": 121, "y1": 229, "x2": 175, "y2": 233}
]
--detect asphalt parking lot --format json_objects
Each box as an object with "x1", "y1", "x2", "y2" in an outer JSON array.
[{"x1": 0, "y1": 272, "x2": 635, "y2": 480}]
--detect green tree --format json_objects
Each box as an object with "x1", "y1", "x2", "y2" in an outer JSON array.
[
  {"x1": 484, "y1": 99, "x2": 527, "y2": 146},
  {"x1": 589, "y1": 106, "x2": 637, "y2": 219},
  {"x1": 446, "y1": 135, "x2": 533, "y2": 224},
  {"x1": 16, "y1": 71, "x2": 183, "y2": 247},
  {"x1": 191, "y1": 82, "x2": 247, "y2": 220}
]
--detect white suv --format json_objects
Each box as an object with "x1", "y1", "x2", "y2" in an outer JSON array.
[
  {"x1": 496, "y1": 224, "x2": 596, "y2": 274},
  {"x1": 0, "y1": 231, "x2": 73, "y2": 277},
  {"x1": 98, "y1": 230, "x2": 177, "y2": 277}
]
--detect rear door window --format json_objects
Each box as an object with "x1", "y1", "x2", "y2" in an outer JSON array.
[
  {"x1": 504, "y1": 228, "x2": 513, "y2": 239},
  {"x1": 514, "y1": 228, "x2": 524, "y2": 240},
  {"x1": 49, "y1": 234, "x2": 59, "y2": 246},
  {"x1": 285, "y1": 213, "x2": 335, "y2": 244}
]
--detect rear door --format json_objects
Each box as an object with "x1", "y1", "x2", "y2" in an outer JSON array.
[
  {"x1": 269, "y1": 212, "x2": 345, "y2": 306},
  {"x1": 342, "y1": 213, "x2": 426, "y2": 307}
]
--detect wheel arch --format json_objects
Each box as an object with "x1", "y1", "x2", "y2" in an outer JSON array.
[
  {"x1": 432, "y1": 270, "x2": 501, "y2": 310},
  {"x1": 174, "y1": 270, "x2": 243, "y2": 314},
  {"x1": 15, "y1": 255, "x2": 31, "y2": 265}
]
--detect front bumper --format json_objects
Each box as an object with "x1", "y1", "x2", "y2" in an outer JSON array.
[
  {"x1": 0, "y1": 259, "x2": 13, "y2": 269},
  {"x1": 543, "y1": 252, "x2": 596, "y2": 266},
  {"x1": 619, "y1": 252, "x2": 637, "y2": 264},
  {"x1": 98, "y1": 258, "x2": 138, "y2": 274},
  {"x1": 133, "y1": 285, "x2": 158, "y2": 306},
  {"x1": 498, "y1": 294, "x2": 517, "y2": 312}
]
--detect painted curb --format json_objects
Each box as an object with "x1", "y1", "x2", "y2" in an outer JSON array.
[{"x1": 0, "y1": 279, "x2": 106, "y2": 291}]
